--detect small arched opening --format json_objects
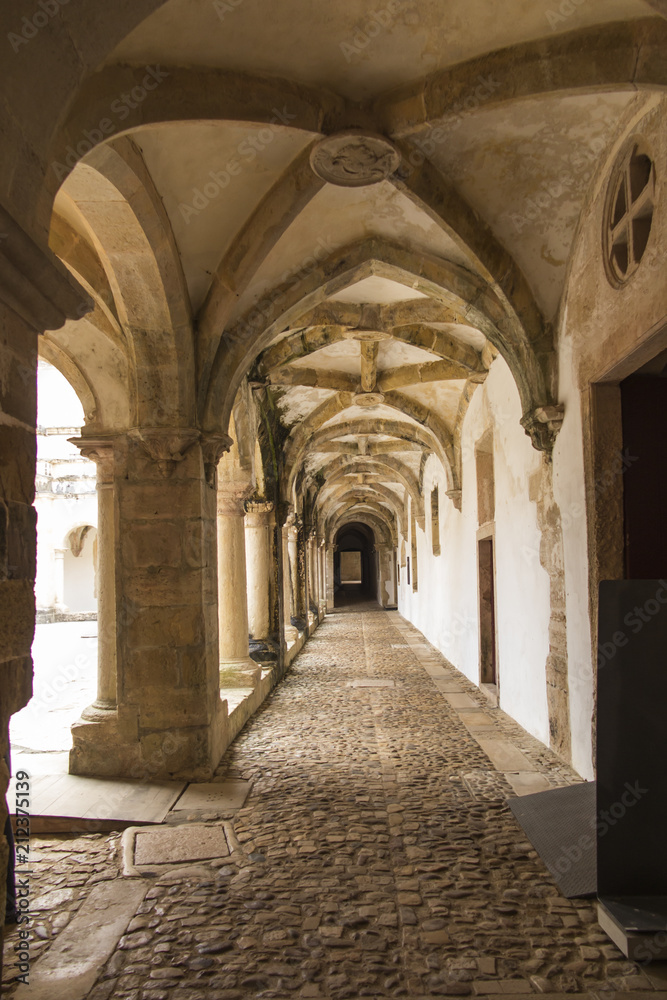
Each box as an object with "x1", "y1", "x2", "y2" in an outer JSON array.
[{"x1": 334, "y1": 522, "x2": 377, "y2": 607}]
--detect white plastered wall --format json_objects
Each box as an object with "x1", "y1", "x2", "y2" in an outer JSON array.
[
  {"x1": 397, "y1": 357, "x2": 552, "y2": 748},
  {"x1": 552, "y1": 318, "x2": 595, "y2": 780}
]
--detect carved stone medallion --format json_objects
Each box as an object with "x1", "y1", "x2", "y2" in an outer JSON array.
[
  {"x1": 353, "y1": 391, "x2": 385, "y2": 408},
  {"x1": 310, "y1": 131, "x2": 400, "y2": 187}
]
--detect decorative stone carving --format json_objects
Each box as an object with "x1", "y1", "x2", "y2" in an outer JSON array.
[
  {"x1": 353, "y1": 391, "x2": 385, "y2": 408},
  {"x1": 129, "y1": 428, "x2": 201, "y2": 477},
  {"x1": 446, "y1": 488, "x2": 462, "y2": 511},
  {"x1": 201, "y1": 431, "x2": 233, "y2": 486},
  {"x1": 0, "y1": 203, "x2": 93, "y2": 333},
  {"x1": 276, "y1": 501, "x2": 294, "y2": 528},
  {"x1": 69, "y1": 436, "x2": 115, "y2": 485},
  {"x1": 521, "y1": 405, "x2": 565, "y2": 452},
  {"x1": 245, "y1": 499, "x2": 275, "y2": 518},
  {"x1": 69, "y1": 524, "x2": 94, "y2": 558},
  {"x1": 310, "y1": 131, "x2": 401, "y2": 187},
  {"x1": 217, "y1": 484, "x2": 253, "y2": 517},
  {"x1": 342, "y1": 328, "x2": 391, "y2": 342}
]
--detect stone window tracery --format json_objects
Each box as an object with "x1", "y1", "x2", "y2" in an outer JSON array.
[{"x1": 605, "y1": 140, "x2": 655, "y2": 287}]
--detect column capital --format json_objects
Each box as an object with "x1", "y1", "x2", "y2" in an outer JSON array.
[
  {"x1": 245, "y1": 499, "x2": 274, "y2": 514},
  {"x1": 69, "y1": 435, "x2": 115, "y2": 485},
  {"x1": 245, "y1": 499, "x2": 275, "y2": 526},
  {"x1": 445, "y1": 488, "x2": 462, "y2": 511},
  {"x1": 520, "y1": 404, "x2": 565, "y2": 452},
  {"x1": 201, "y1": 431, "x2": 233, "y2": 486},
  {"x1": 0, "y1": 202, "x2": 93, "y2": 332},
  {"x1": 276, "y1": 501, "x2": 293, "y2": 528},
  {"x1": 129, "y1": 427, "x2": 201, "y2": 477},
  {"x1": 286, "y1": 510, "x2": 301, "y2": 541},
  {"x1": 217, "y1": 483, "x2": 253, "y2": 516}
]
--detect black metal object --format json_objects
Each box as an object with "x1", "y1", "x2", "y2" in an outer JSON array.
[{"x1": 508, "y1": 782, "x2": 597, "y2": 898}]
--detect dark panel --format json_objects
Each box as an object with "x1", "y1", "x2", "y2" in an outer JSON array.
[
  {"x1": 621, "y1": 375, "x2": 667, "y2": 578},
  {"x1": 597, "y1": 580, "x2": 667, "y2": 896},
  {"x1": 478, "y1": 538, "x2": 497, "y2": 685}
]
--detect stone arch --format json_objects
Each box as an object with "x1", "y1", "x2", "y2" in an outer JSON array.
[
  {"x1": 284, "y1": 393, "x2": 457, "y2": 498},
  {"x1": 204, "y1": 239, "x2": 555, "y2": 453},
  {"x1": 51, "y1": 138, "x2": 195, "y2": 427},
  {"x1": 313, "y1": 456, "x2": 424, "y2": 527}
]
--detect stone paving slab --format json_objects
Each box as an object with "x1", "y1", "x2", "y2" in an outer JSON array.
[
  {"x1": 171, "y1": 778, "x2": 252, "y2": 813},
  {"x1": 476, "y1": 738, "x2": 538, "y2": 772},
  {"x1": 459, "y1": 710, "x2": 497, "y2": 728},
  {"x1": 12, "y1": 880, "x2": 146, "y2": 1000},
  {"x1": 444, "y1": 692, "x2": 479, "y2": 709},
  {"x1": 504, "y1": 772, "x2": 554, "y2": 797},
  {"x1": 131, "y1": 822, "x2": 231, "y2": 866}
]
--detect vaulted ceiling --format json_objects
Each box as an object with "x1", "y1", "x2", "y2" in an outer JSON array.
[{"x1": 43, "y1": 0, "x2": 667, "y2": 540}]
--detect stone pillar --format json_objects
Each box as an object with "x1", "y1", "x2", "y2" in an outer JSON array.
[
  {"x1": 306, "y1": 532, "x2": 317, "y2": 623},
  {"x1": 376, "y1": 544, "x2": 397, "y2": 609},
  {"x1": 71, "y1": 438, "x2": 116, "y2": 712},
  {"x1": 217, "y1": 485, "x2": 259, "y2": 687},
  {"x1": 315, "y1": 537, "x2": 327, "y2": 619},
  {"x1": 282, "y1": 509, "x2": 298, "y2": 645},
  {"x1": 53, "y1": 547, "x2": 67, "y2": 610},
  {"x1": 287, "y1": 513, "x2": 301, "y2": 627},
  {"x1": 297, "y1": 518, "x2": 308, "y2": 625},
  {"x1": 245, "y1": 501, "x2": 274, "y2": 640},
  {"x1": 70, "y1": 429, "x2": 228, "y2": 780},
  {"x1": 326, "y1": 545, "x2": 335, "y2": 610}
]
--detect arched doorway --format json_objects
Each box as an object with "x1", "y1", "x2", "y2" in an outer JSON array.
[{"x1": 334, "y1": 522, "x2": 378, "y2": 607}]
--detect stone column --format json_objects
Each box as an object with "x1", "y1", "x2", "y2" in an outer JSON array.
[
  {"x1": 326, "y1": 545, "x2": 335, "y2": 610},
  {"x1": 316, "y1": 537, "x2": 324, "y2": 616},
  {"x1": 53, "y1": 547, "x2": 67, "y2": 610},
  {"x1": 244, "y1": 500, "x2": 277, "y2": 667},
  {"x1": 306, "y1": 532, "x2": 316, "y2": 623},
  {"x1": 281, "y1": 509, "x2": 298, "y2": 645},
  {"x1": 217, "y1": 485, "x2": 259, "y2": 687},
  {"x1": 376, "y1": 544, "x2": 398, "y2": 609},
  {"x1": 287, "y1": 513, "x2": 300, "y2": 626},
  {"x1": 245, "y1": 500, "x2": 274, "y2": 639},
  {"x1": 71, "y1": 438, "x2": 116, "y2": 712},
  {"x1": 70, "y1": 428, "x2": 228, "y2": 780}
]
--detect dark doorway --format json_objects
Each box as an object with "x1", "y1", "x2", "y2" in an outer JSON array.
[
  {"x1": 334, "y1": 523, "x2": 377, "y2": 607},
  {"x1": 478, "y1": 537, "x2": 497, "y2": 685},
  {"x1": 621, "y1": 352, "x2": 667, "y2": 578}
]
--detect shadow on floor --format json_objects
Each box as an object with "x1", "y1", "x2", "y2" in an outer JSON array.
[{"x1": 333, "y1": 584, "x2": 380, "y2": 611}]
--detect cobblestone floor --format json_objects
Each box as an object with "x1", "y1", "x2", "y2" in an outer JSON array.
[{"x1": 3, "y1": 603, "x2": 663, "y2": 997}]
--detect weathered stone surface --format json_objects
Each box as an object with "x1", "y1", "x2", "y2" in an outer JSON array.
[{"x1": 4, "y1": 607, "x2": 640, "y2": 998}]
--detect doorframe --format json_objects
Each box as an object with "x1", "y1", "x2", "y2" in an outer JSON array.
[
  {"x1": 583, "y1": 318, "x2": 667, "y2": 661},
  {"x1": 476, "y1": 523, "x2": 498, "y2": 695}
]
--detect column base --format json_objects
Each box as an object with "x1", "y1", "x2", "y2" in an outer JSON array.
[
  {"x1": 284, "y1": 624, "x2": 299, "y2": 646},
  {"x1": 81, "y1": 700, "x2": 117, "y2": 720},
  {"x1": 69, "y1": 708, "x2": 221, "y2": 781},
  {"x1": 219, "y1": 658, "x2": 261, "y2": 688}
]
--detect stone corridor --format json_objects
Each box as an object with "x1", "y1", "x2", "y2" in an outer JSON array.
[{"x1": 4, "y1": 606, "x2": 665, "y2": 998}]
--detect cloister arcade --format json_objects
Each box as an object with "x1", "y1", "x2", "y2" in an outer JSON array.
[{"x1": 1, "y1": 2, "x2": 667, "y2": 985}]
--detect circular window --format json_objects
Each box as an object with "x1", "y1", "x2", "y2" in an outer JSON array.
[{"x1": 604, "y1": 140, "x2": 656, "y2": 287}]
